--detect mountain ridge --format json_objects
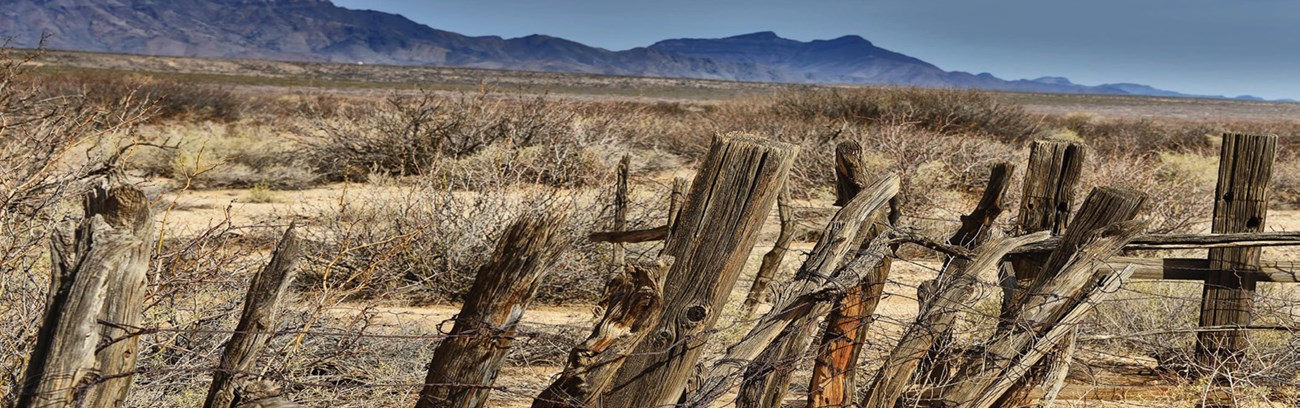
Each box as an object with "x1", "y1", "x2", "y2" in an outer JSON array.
[{"x1": 0, "y1": 0, "x2": 1270, "y2": 100}]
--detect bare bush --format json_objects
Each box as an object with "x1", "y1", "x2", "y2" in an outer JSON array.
[
  {"x1": 770, "y1": 86, "x2": 1045, "y2": 141},
  {"x1": 0, "y1": 50, "x2": 152, "y2": 388},
  {"x1": 301, "y1": 92, "x2": 613, "y2": 188}
]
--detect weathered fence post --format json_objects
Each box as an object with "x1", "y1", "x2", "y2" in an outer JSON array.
[
  {"x1": 686, "y1": 175, "x2": 900, "y2": 408},
  {"x1": 602, "y1": 135, "x2": 797, "y2": 407},
  {"x1": 994, "y1": 141, "x2": 1084, "y2": 406},
  {"x1": 204, "y1": 224, "x2": 304, "y2": 408},
  {"x1": 806, "y1": 141, "x2": 903, "y2": 408},
  {"x1": 937, "y1": 187, "x2": 1147, "y2": 408},
  {"x1": 416, "y1": 213, "x2": 569, "y2": 408},
  {"x1": 612, "y1": 154, "x2": 630, "y2": 268},
  {"x1": 666, "y1": 176, "x2": 688, "y2": 239},
  {"x1": 1196, "y1": 133, "x2": 1277, "y2": 371},
  {"x1": 15, "y1": 185, "x2": 152, "y2": 408},
  {"x1": 741, "y1": 187, "x2": 794, "y2": 316},
  {"x1": 858, "y1": 163, "x2": 1017, "y2": 408},
  {"x1": 1003, "y1": 140, "x2": 1085, "y2": 323},
  {"x1": 737, "y1": 154, "x2": 897, "y2": 407},
  {"x1": 533, "y1": 258, "x2": 672, "y2": 408}
]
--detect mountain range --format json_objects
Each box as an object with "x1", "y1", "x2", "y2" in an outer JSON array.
[{"x1": 0, "y1": 0, "x2": 1274, "y2": 100}]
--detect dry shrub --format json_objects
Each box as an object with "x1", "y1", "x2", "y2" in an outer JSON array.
[
  {"x1": 1274, "y1": 150, "x2": 1300, "y2": 209},
  {"x1": 126, "y1": 122, "x2": 319, "y2": 190},
  {"x1": 301, "y1": 92, "x2": 614, "y2": 189},
  {"x1": 1078, "y1": 151, "x2": 1213, "y2": 234},
  {"x1": 770, "y1": 87, "x2": 1044, "y2": 141},
  {"x1": 297, "y1": 179, "x2": 611, "y2": 305},
  {"x1": 1090, "y1": 281, "x2": 1300, "y2": 390},
  {"x1": 0, "y1": 51, "x2": 153, "y2": 387},
  {"x1": 34, "y1": 72, "x2": 242, "y2": 123}
]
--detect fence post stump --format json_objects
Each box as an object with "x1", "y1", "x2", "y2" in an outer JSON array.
[
  {"x1": 533, "y1": 258, "x2": 672, "y2": 408},
  {"x1": 204, "y1": 224, "x2": 304, "y2": 408},
  {"x1": 1196, "y1": 134, "x2": 1277, "y2": 373},
  {"x1": 602, "y1": 135, "x2": 797, "y2": 407},
  {"x1": 15, "y1": 185, "x2": 152, "y2": 408},
  {"x1": 416, "y1": 213, "x2": 569, "y2": 408}
]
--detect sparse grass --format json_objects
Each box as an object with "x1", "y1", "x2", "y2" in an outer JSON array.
[{"x1": 1, "y1": 50, "x2": 1297, "y2": 407}]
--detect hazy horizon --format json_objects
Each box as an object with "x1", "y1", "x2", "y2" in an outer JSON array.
[{"x1": 335, "y1": 0, "x2": 1300, "y2": 100}]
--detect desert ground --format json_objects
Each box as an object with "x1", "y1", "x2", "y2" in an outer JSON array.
[{"x1": 3, "y1": 49, "x2": 1299, "y2": 407}]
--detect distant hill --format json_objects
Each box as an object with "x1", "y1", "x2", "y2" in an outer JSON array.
[{"x1": 0, "y1": 0, "x2": 1267, "y2": 100}]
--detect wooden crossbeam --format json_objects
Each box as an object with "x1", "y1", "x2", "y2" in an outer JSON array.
[{"x1": 1106, "y1": 257, "x2": 1299, "y2": 282}]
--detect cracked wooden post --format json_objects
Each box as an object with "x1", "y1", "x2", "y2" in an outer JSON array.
[
  {"x1": 416, "y1": 212, "x2": 569, "y2": 408},
  {"x1": 533, "y1": 258, "x2": 671, "y2": 408},
  {"x1": 1003, "y1": 140, "x2": 1084, "y2": 325},
  {"x1": 666, "y1": 176, "x2": 688, "y2": 242},
  {"x1": 612, "y1": 154, "x2": 630, "y2": 269},
  {"x1": 806, "y1": 141, "x2": 904, "y2": 408},
  {"x1": 742, "y1": 187, "x2": 794, "y2": 316},
  {"x1": 204, "y1": 224, "x2": 304, "y2": 408},
  {"x1": 858, "y1": 163, "x2": 1017, "y2": 408},
  {"x1": 738, "y1": 166, "x2": 897, "y2": 408},
  {"x1": 995, "y1": 142, "x2": 1084, "y2": 407},
  {"x1": 937, "y1": 187, "x2": 1147, "y2": 408},
  {"x1": 601, "y1": 135, "x2": 797, "y2": 407},
  {"x1": 685, "y1": 175, "x2": 900, "y2": 408},
  {"x1": 1196, "y1": 133, "x2": 1277, "y2": 373},
  {"x1": 15, "y1": 185, "x2": 152, "y2": 408}
]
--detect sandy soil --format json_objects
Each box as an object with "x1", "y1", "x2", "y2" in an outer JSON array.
[{"x1": 157, "y1": 181, "x2": 1300, "y2": 407}]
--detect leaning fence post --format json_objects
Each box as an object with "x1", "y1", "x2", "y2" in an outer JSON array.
[
  {"x1": 602, "y1": 134, "x2": 797, "y2": 407},
  {"x1": 1002, "y1": 140, "x2": 1085, "y2": 324},
  {"x1": 857, "y1": 163, "x2": 1016, "y2": 408},
  {"x1": 994, "y1": 141, "x2": 1084, "y2": 406},
  {"x1": 15, "y1": 185, "x2": 152, "y2": 408},
  {"x1": 612, "y1": 154, "x2": 630, "y2": 268},
  {"x1": 416, "y1": 212, "x2": 569, "y2": 408},
  {"x1": 532, "y1": 257, "x2": 672, "y2": 408},
  {"x1": 937, "y1": 187, "x2": 1147, "y2": 408},
  {"x1": 204, "y1": 224, "x2": 304, "y2": 408},
  {"x1": 1196, "y1": 133, "x2": 1277, "y2": 371},
  {"x1": 806, "y1": 141, "x2": 900, "y2": 408}
]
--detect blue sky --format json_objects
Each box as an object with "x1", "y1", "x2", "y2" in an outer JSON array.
[{"x1": 334, "y1": 0, "x2": 1300, "y2": 99}]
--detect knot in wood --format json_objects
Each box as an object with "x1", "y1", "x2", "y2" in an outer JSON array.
[{"x1": 683, "y1": 305, "x2": 709, "y2": 326}]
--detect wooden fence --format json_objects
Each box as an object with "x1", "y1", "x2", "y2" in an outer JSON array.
[{"x1": 9, "y1": 133, "x2": 1298, "y2": 408}]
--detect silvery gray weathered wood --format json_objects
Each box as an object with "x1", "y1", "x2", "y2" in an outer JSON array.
[
  {"x1": 1197, "y1": 133, "x2": 1277, "y2": 367},
  {"x1": 1106, "y1": 257, "x2": 1297, "y2": 282},
  {"x1": 1009, "y1": 230, "x2": 1300, "y2": 254},
  {"x1": 857, "y1": 161, "x2": 1019, "y2": 408},
  {"x1": 681, "y1": 175, "x2": 900, "y2": 408},
  {"x1": 858, "y1": 233, "x2": 1050, "y2": 408},
  {"x1": 1003, "y1": 141, "x2": 1084, "y2": 328},
  {"x1": 936, "y1": 187, "x2": 1147, "y2": 408},
  {"x1": 806, "y1": 144, "x2": 917, "y2": 408},
  {"x1": 16, "y1": 185, "x2": 152, "y2": 408},
  {"x1": 533, "y1": 258, "x2": 671, "y2": 408},
  {"x1": 603, "y1": 135, "x2": 797, "y2": 407},
  {"x1": 204, "y1": 224, "x2": 304, "y2": 408},
  {"x1": 416, "y1": 213, "x2": 568, "y2": 408},
  {"x1": 83, "y1": 185, "x2": 154, "y2": 408}
]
